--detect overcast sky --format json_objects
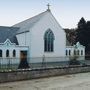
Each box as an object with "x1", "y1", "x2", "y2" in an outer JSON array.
[{"x1": 0, "y1": 0, "x2": 90, "y2": 28}]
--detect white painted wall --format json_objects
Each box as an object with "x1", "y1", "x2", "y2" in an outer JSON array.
[
  {"x1": 0, "y1": 42, "x2": 29, "y2": 65},
  {"x1": 29, "y1": 12, "x2": 66, "y2": 63},
  {"x1": 15, "y1": 11, "x2": 66, "y2": 63},
  {"x1": 66, "y1": 45, "x2": 85, "y2": 61},
  {"x1": 16, "y1": 32, "x2": 30, "y2": 46}
]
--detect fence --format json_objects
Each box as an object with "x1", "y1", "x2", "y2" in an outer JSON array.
[{"x1": 0, "y1": 57, "x2": 89, "y2": 71}]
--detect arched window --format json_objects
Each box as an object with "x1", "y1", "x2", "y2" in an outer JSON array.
[
  {"x1": 81, "y1": 50, "x2": 83, "y2": 56},
  {"x1": 0, "y1": 50, "x2": 2, "y2": 57},
  {"x1": 13, "y1": 50, "x2": 16, "y2": 57},
  {"x1": 6, "y1": 50, "x2": 9, "y2": 57},
  {"x1": 74, "y1": 50, "x2": 76, "y2": 55},
  {"x1": 44, "y1": 29, "x2": 55, "y2": 52},
  {"x1": 77, "y1": 50, "x2": 79, "y2": 56},
  {"x1": 69, "y1": 50, "x2": 71, "y2": 56},
  {"x1": 66, "y1": 50, "x2": 68, "y2": 56}
]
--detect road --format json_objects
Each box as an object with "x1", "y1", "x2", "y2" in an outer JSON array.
[{"x1": 0, "y1": 72, "x2": 90, "y2": 90}]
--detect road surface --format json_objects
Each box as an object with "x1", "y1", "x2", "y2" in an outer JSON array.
[{"x1": 0, "y1": 72, "x2": 90, "y2": 90}]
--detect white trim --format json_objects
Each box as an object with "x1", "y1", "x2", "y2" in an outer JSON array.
[{"x1": 0, "y1": 39, "x2": 16, "y2": 46}]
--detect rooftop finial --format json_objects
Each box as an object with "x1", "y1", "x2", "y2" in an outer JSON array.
[{"x1": 47, "y1": 3, "x2": 51, "y2": 11}]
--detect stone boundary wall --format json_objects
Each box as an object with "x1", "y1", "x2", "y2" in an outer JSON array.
[{"x1": 0, "y1": 65, "x2": 90, "y2": 83}]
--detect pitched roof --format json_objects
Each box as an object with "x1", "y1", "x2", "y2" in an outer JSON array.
[
  {"x1": 13, "y1": 10, "x2": 49, "y2": 34},
  {"x1": 0, "y1": 26, "x2": 19, "y2": 44},
  {"x1": 0, "y1": 10, "x2": 50, "y2": 43}
]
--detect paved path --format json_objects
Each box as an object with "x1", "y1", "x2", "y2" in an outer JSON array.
[{"x1": 1, "y1": 72, "x2": 90, "y2": 90}]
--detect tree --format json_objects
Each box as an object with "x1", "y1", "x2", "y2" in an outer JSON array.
[
  {"x1": 75, "y1": 17, "x2": 90, "y2": 58},
  {"x1": 64, "y1": 28, "x2": 76, "y2": 45},
  {"x1": 76, "y1": 17, "x2": 87, "y2": 46},
  {"x1": 77, "y1": 17, "x2": 86, "y2": 29},
  {"x1": 65, "y1": 17, "x2": 90, "y2": 58}
]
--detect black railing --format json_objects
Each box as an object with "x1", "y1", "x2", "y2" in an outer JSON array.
[{"x1": 0, "y1": 57, "x2": 89, "y2": 71}]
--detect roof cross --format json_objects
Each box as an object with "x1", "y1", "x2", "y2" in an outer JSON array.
[{"x1": 47, "y1": 3, "x2": 51, "y2": 11}]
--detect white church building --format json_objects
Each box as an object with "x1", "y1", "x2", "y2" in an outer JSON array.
[{"x1": 0, "y1": 7, "x2": 85, "y2": 66}]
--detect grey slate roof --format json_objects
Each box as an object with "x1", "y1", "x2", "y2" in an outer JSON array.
[
  {"x1": 0, "y1": 10, "x2": 50, "y2": 44},
  {"x1": 13, "y1": 10, "x2": 49, "y2": 34},
  {"x1": 0, "y1": 26, "x2": 19, "y2": 45}
]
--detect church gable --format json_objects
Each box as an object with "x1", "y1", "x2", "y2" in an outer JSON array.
[
  {"x1": 29, "y1": 10, "x2": 66, "y2": 57},
  {"x1": 30, "y1": 10, "x2": 66, "y2": 41},
  {"x1": 30, "y1": 10, "x2": 65, "y2": 35},
  {"x1": 2, "y1": 39, "x2": 16, "y2": 46}
]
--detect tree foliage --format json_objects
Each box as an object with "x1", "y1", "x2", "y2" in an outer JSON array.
[
  {"x1": 64, "y1": 28, "x2": 76, "y2": 45},
  {"x1": 65, "y1": 17, "x2": 90, "y2": 56},
  {"x1": 76, "y1": 17, "x2": 90, "y2": 53}
]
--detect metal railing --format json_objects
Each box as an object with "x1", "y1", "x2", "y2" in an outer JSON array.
[{"x1": 0, "y1": 56, "x2": 89, "y2": 71}]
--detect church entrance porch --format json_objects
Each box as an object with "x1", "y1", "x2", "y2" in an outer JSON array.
[{"x1": 18, "y1": 51, "x2": 30, "y2": 69}]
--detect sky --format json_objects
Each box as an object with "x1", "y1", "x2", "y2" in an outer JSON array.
[{"x1": 0, "y1": 0, "x2": 90, "y2": 28}]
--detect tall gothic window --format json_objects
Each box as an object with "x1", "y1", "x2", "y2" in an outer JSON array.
[
  {"x1": 6, "y1": 50, "x2": 9, "y2": 57},
  {"x1": 44, "y1": 29, "x2": 55, "y2": 52}
]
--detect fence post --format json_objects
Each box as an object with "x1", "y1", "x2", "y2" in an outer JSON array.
[{"x1": 41, "y1": 55, "x2": 46, "y2": 68}]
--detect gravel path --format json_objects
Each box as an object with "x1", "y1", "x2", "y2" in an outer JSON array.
[{"x1": 0, "y1": 72, "x2": 90, "y2": 90}]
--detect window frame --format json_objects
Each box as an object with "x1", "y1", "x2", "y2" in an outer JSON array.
[
  {"x1": 0, "y1": 50, "x2": 2, "y2": 57},
  {"x1": 6, "y1": 50, "x2": 9, "y2": 57},
  {"x1": 44, "y1": 29, "x2": 55, "y2": 52},
  {"x1": 13, "y1": 50, "x2": 16, "y2": 57}
]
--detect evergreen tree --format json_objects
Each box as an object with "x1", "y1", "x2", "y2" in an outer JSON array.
[
  {"x1": 86, "y1": 21, "x2": 90, "y2": 52},
  {"x1": 76, "y1": 17, "x2": 90, "y2": 55},
  {"x1": 77, "y1": 17, "x2": 86, "y2": 29},
  {"x1": 76, "y1": 17, "x2": 87, "y2": 46}
]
